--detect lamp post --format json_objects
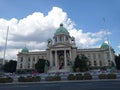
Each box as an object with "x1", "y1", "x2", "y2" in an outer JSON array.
[{"x1": 3, "y1": 26, "x2": 9, "y2": 65}]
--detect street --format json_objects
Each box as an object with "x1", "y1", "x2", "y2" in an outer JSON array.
[{"x1": 0, "y1": 80, "x2": 120, "y2": 90}]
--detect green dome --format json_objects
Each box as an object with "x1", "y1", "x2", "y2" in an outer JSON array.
[
  {"x1": 55, "y1": 24, "x2": 69, "y2": 35},
  {"x1": 21, "y1": 47, "x2": 29, "y2": 54},
  {"x1": 101, "y1": 42, "x2": 109, "y2": 49},
  {"x1": 47, "y1": 38, "x2": 52, "y2": 42}
]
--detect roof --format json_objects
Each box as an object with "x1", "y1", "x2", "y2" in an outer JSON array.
[
  {"x1": 101, "y1": 42, "x2": 109, "y2": 49},
  {"x1": 55, "y1": 24, "x2": 69, "y2": 35},
  {"x1": 21, "y1": 47, "x2": 29, "y2": 54}
]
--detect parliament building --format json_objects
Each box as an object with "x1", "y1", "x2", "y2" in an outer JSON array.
[{"x1": 17, "y1": 24, "x2": 115, "y2": 72}]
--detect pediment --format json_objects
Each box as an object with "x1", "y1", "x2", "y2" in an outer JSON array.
[{"x1": 52, "y1": 43, "x2": 72, "y2": 48}]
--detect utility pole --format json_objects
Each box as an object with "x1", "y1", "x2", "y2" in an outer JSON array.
[{"x1": 3, "y1": 26, "x2": 9, "y2": 65}]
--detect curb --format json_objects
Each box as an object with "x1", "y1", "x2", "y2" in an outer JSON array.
[{"x1": 0, "y1": 79, "x2": 120, "y2": 85}]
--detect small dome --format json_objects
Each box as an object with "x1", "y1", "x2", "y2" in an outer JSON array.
[
  {"x1": 21, "y1": 47, "x2": 29, "y2": 54},
  {"x1": 55, "y1": 24, "x2": 69, "y2": 35},
  {"x1": 47, "y1": 38, "x2": 52, "y2": 42},
  {"x1": 101, "y1": 42, "x2": 109, "y2": 49}
]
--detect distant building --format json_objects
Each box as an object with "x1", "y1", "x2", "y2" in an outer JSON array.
[{"x1": 17, "y1": 24, "x2": 115, "y2": 72}]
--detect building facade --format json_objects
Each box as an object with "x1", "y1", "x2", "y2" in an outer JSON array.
[{"x1": 17, "y1": 24, "x2": 115, "y2": 72}]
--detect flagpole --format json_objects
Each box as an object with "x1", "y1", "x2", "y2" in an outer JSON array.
[
  {"x1": 3, "y1": 26, "x2": 9, "y2": 65},
  {"x1": 103, "y1": 18, "x2": 113, "y2": 67}
]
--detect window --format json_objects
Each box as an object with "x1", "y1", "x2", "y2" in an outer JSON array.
[
  {"x1": 66, "y1": 36, "x2": 68, "y2": 41},
  {"x1": 55, "y1": 37, "x2": 57, "y2": 42},
  {"x1": 99, "y1": 61, "x2": 102, "y2": 66},
  {"x1": 28, "y1": 57, "x2": 30, "y2": 62},
  {"x1": 33, "y1": 57, "x2": 35, "y2": 62},
  {"x1": 59, "y1": 36, "x2": 62, "y2": 41},
  {"x1": 108, "y1": 60, "x2": 111, "y2": 66},
  {"x1": 21, "y1": 57, "x2": 23, "y2": 62},
  {"x1": 20, "y1": 64, "x2": 22, "y2": 69},
  {"x1": 28, "y1": 63, "x2": 30, "y2": 68},
  {"x1": 94, "y1": 61, "x2": 97, "y2": 66}
]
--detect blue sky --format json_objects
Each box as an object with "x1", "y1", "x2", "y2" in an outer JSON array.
[{"x1": 0, "y1": 0, "x2": 120, "y2": 59}]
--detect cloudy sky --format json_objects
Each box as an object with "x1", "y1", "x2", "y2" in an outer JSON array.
[{"x1": 0, "y1": 0, "x2": 120, "y2": 60}]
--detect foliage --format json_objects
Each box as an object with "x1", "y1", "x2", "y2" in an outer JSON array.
[
  {"x1": 75, "y1": 73, "x2": 83, "y2": 80},
  {"x1": 35, "y1": 59, "x2": 49, "y2": 73},
  {"x1": 45, "y1": 76, "x2": 61, "y2": 81},
  {"x1": 84, "y1": 73, "x2": 92, "y2": 80},
  {"x1": 107, "y1": 73, "x2": 116, "y2": 79},
  {"x1": 73, "y1": 54, "x2": 89, "y2": 72},
  {"x1": 0, "y1": 77, "x2": 13, "y2": 83},
  {"x1": 67, "y1": 74, "x2": 75, "y2": 80},
  {"x1": 98, "y1": 73, "x2": 116, "y2": 79},
  {"x1": 98, "y1": 74, "x2": 107, "y2": 79},
  {"x1": 3, "y1": 60, "x2": 17, "y2": 73},
  {"x1": 115, "y1": 55, "x2": 120, "y2": 69},
  {"x1": 18, "y1": 76, "x2": 41, "y2": 82}
]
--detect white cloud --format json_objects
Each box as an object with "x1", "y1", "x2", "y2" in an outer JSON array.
[
  {"x1": 118, "y1": 45, "x2": 120, "y2": 49},
  {"x1": 0, "y1": 7, "x2": 105, "y2": 60}
]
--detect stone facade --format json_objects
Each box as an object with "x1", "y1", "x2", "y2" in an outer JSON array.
[{"x1": 17, "y1": 24, "x2": 115, "y2": 72}]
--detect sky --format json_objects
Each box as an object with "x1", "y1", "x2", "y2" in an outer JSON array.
[{"x1": 0, "y1": 0, "x2": 120, "y2": 60}]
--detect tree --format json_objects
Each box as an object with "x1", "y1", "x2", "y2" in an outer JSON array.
[
  {"x1": 115, "y1": 54, "x2": 120, "y2": 69},
  {"x1": 74, "y1": 54, "x2": 89, "y2": 72},
  {"x1": 35, "y1": 59, "x2": 49, "y2": 73},
  {"x1": 3, "y1": 60, "x2": 17, "y2": 73}
]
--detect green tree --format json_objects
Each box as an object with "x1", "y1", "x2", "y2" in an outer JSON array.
[
  {"x1": 35, "y1": 59, "x2": 49, "y2": 73},
  {"x1": 74, "y1": 54, "x2": 89, "y2": 72},
  {"x1": 115, "y1": 54, "x2": 120, "y2": 69},
  {"x1": 3, "y1": 60, "x2": 17, "y2": 73}
]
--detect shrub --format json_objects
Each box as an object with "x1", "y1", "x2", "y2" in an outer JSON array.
[
  {"x1": 75, "y1": 73, "x2": 83, "y2": 80},
  {"x1": 67, "y1": 74, "x2": 75, "y2": 80},
  {"x1": 45, "y1": 76, "x2": 61, "y2": 81},
  {"x1": 98, "y1": 74, "x2": 107, "y2": 79},
  {"x1": 18, "y1": 76, "x2": 41, "y2": 82},
  {"x1": 107, "y1": 73, "x2": 116, "y2": 79},
  {"x1": 0, "y1": 77, "x2": 13, "y2": 83},
  {"x1": 84, "y1": 73, "x2": 92, "y2": 80}
]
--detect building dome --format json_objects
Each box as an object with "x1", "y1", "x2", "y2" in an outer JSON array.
[
  {"x1": 101, "y1": 42, "x2": 109, "y2": 49},
  {"x1": 55, "y1": 24, "x2": 69, "y2": 35},
  {"x1": 21, "y1": 47, "x2": 29, "y2": 54},
  {"x1": 47, "y1": 38, "x2": 52, "y2": 42}
]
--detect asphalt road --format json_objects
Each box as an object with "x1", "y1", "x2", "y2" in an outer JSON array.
[{"x1": 0, "y1": 80, "x2": 120, "y2": 90}]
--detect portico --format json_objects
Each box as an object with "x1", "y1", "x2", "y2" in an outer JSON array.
[{"x1": 49, "y1": 49, "x2": 72, "y2": 69}]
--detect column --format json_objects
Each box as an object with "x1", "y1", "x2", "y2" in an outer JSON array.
[
  {"x1": 55, "y1": 50, "x2": 58, "y2": 67},
  {"x1": 64, "y1": 50, "x2": 67, "y2": 67},
  {"x1": 50, "y1": 50, "x2": 53, "y2": 67},
  {"x1": 69, "y1": 50, "x2": 72, "y2": 61}
]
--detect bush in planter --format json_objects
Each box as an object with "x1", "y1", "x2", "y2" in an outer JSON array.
[
  {"x1": 0, "y1": 77, "x2": 13, "y2": 83},
  {"x1": 18, "y1": 76, "x2": 41, "y2": 82},
  {"x1": 84, "y1": 73, "x2": 92, "y2": 80},
  {"x1": 54, "y1": 76, "x2": 61, "y2": 81},
  {"x1": 107, "y1": 73, "x2": 116, "y2": 79},
  {"x1": 98, "y1": 74, "x2": 107, "y2": 79},
  {"x1": 45, "y1": 76, "x2": 53, "y2": 81},
  {"x1": 33, "y1": 76, "x2": 41, "y2": 82},
  {"x1": 76, "y1": 73, "x2": 83, "y2": 80},
  {"x1": 45, "y1": 76, "x2": 61, "y2": 81},
  {"x1": 67, "y1": 74, "x2": 75, "y2": 80}
]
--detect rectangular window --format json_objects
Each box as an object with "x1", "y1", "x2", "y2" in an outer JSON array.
[
  {"x1": 20, "y1": 64, "x2": 22, "y2": 69},
  {"x1": 21, "y1": 57, "x2": 23, "y2": 62}
]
